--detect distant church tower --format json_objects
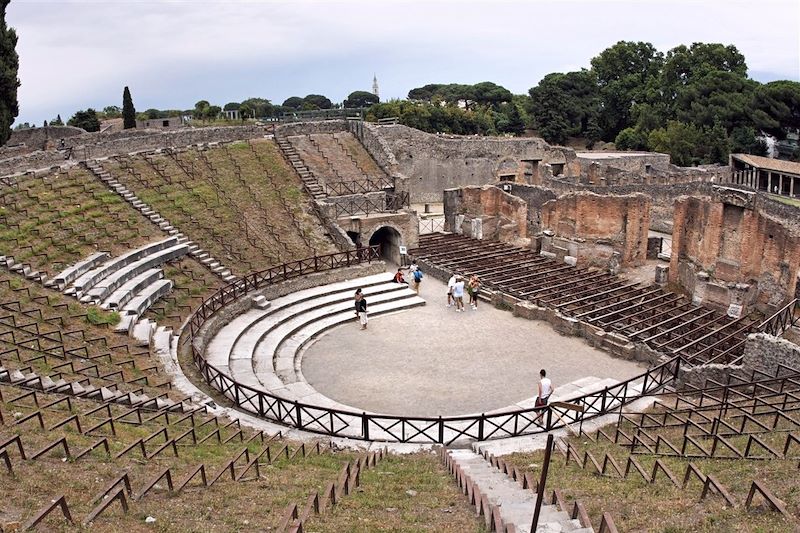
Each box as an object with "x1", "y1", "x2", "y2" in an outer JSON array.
[{"x1": 372, "y1": 74, "x2": 380, "y2": 101}]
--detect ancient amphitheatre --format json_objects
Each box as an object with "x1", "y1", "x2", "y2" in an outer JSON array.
[{"x1": 0, "y1": 113, "x2": 798, "y2": 531}]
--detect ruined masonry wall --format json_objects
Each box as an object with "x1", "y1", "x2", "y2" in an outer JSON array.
[
  {"x1": 443, "y1": 185, "x2": 529, "y2": 243},
  {"x1": 742, "y1": 332, "x2": 800, "y2": 375},
  {"x1": 669, "y1": 191, "x2": 800, "y2": 312},
  {"x1": 540, "y1": 192, "x2": 651, "y2": 266},
  {"x1": 373, "y1": 124, "x2": 575, "y2": 203}
]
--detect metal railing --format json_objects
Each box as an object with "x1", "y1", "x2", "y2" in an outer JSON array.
[
  {"x1": 757, "y1": 298, "x2": 799, "y2": 337},
  {"x1": 182, "y1": 252, "x2": 683, "y2": 443},
  {"x1": 186, "y1": 247, "x2": 380, "y2": 337},
  {"x1": 328, "y1": 191, "x2": 409, "y2": 218},
  {"x1": 325, "y1": 176, "x2": 394, "y2": 196},
  {"x1": 419, "y1": 218, "x2": 445, "y2": 235}
]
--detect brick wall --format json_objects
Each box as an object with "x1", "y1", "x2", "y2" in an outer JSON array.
[
  {"x1": 669, "y1": 187, "x2": 800, "y2": 313},
  {"x1": 540, "y1": 192, "x2": 651, "y2": 266},
  {"x1": 443, "y1": 185, "x2": 529, "y2": 243}
]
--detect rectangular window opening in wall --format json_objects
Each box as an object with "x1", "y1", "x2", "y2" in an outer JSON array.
[
  {"x1": 499, "y1": 174, "x2": 515, "y2": 182},
  {"x1": 162, "y1": 120, "x2": 169, "y2": 127},
  {"x1": 551, "y1": 163, "x2": 564, "y2": 176}
]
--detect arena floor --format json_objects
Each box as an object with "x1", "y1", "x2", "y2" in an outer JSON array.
[{"x1": 301, "y1": 270, "x2": 647, "y2": 417}]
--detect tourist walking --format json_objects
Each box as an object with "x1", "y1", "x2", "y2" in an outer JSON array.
[
  {"x1": 354, "y1": 290, "x2": 368, "y2": 330},
  {"x1": 354, "y1": 288, "x2": 363, "y2": 324},
  {"x1": 468, "y1": 274, "x2": 481, "y2": 309},
  {"x1": 447, "y1": 273, "x2": 457, "y2": 307},
  {"x1": 411, "y1": 267, "x2": 423, "y2": 293},
  {"x1": 452, "y1": 275, "x2": 465, "y2": 312},
  {"x1": 534, "y1": 369, "x2": 553, "y2": 424}
]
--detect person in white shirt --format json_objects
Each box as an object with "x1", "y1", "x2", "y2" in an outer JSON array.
[
  {"x1": 447, "y1": 274, "x2": 457, "y2": 307},
  {"x1": 452, "y1": 276, "x2": 465, "y2": 312},
  {"x1": 537, "y1": 369, "x2": 553, "y2": 405},
  {"x1": 535, "y1": 368, "x2": 553, "y2": 424}
]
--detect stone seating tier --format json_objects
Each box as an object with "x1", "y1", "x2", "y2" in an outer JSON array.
[
  {"x1": 81, "y1": 243, "x2": 188, "y2": 304},
  {"x1": 68, "y1": 236, "x2": 179, "y2": 295}
]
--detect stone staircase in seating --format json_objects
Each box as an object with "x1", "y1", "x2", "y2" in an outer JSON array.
[
  {"x1": 84, "y1": 159, "x2": 236, "y2": 283},
  {"x1": 442, "y1": 447, "x2": 594, "y2": 533},
  {"x1": 273, "y1": 134, "x2": 326, "y2": 200}
]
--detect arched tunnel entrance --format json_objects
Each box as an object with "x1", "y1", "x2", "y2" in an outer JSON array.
[{"x1": 368, "y1": 226, "x2": 403, "y2": 264}]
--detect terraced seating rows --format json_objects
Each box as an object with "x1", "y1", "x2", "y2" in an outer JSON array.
[
  {"x1": 412, "y1": 233, "x2": 763, "y2": 365},
  {"x1": 85, "y1": 159, "x2": 237, "y2": 284},
  {"x1": 0, "y1": 272, "x2": 192, "y2": 409},
  {"x1": 0, "y1": 378, "x2": 378, "y2": 531},
  {"x1": 103, "y1": 140, "x2": 335, "y2": 276},
  {"x1": 0, "y1": 168, "x2": 162, "y2": 282}
]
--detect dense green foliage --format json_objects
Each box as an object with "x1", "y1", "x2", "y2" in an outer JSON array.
[
  {"x1": 344, "y1": 90, "x2": 379, "y2": 108},
  {"x1": 122, "y1": 86, "x2": 136, "y2": 129},
  {"x1": 526, "y1": 41, "x2": 788, "y2": 164},
  {"x1": 378, "y1": 42, "x2": 796, "y2": 164},
  {"x1": 67, "y1": 108, "x2": 100, "y2": 132},
  {"x1": 0, "y1": 0, "x2": 19, "y2": 146}
]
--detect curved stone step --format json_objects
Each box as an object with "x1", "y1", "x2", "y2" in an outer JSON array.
[
  {"x1": 47, "y1": 251, "x2": 110, "y2": 290},
  {"x1": 100, "y1": 268, "x2": 163, "y2": 310},
  {"x1": 206, "y1": 272, "x2": 396, "y2": 370},
  {"x1": 242, "y1": 287, "x2": 420, "y2": 387},
  {"x1": 273, "y1": 295, "x2": 425, "y2": 385},
  {"x1": 81, "y1": 243, "x2": 188, "y2": 303},
  {"x1": 72, "y1": 236, "x2": 179, "y2": 295},
  {"x1": 121, "y1": 279, "x2": 174, "y2": 317}
]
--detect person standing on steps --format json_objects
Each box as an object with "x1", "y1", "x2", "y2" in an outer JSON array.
[
  {"x1": 354, "y1": 288, "x2": 363, "y2": 324},
  {"x1": 355, "y1": 290, "x2": 368, "y2": 330},
  {"x1": 447, "y1": 273, "x2": 457, "y2": 307}
]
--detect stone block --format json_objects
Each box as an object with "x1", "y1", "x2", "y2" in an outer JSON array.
[
  {"x1": 564, "y1": 255, "x2": 577, "y2": 266},
  {"x1": 655, "y1": 265, "x2": 669, "y2": 285}
]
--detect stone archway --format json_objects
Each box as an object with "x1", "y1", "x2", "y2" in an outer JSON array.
[{"x1": 368, "y1": 225, "x2": 403, "y2": 264}]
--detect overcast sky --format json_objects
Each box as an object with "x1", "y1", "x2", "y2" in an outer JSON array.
[{"x1": 7, "y1": 0, "x2": 800, "y2": 124}]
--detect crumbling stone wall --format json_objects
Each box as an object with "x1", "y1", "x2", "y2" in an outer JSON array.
[
  {"x1": 373, "y1": 124, "x2": 575, "y2": 203},
  {"x1": 669, "y1": 186, "x2": 800, "y2": 314},
  {"x1": 539, "y1": 192, "x2": 651, "y2": 267},
  {"x1": 443, "y1": 185, "x2": 528, "y2": 244},
  {"x1": 5, "y1": 125, "x2": 86, "y2": 153},
  {"x1": 742, "y1": 332, "x2": 800, "y2": 375},
  {"x1": 497, "y1": 184, "x2": 558, "y2": 234},
  {"x1": 1, "y1": 125, "x2": 268, "y2": 177}
]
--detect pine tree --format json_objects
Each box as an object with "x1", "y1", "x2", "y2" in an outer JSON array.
[
  {"x1": 122, "y1": 86, "x2": 136, "y2": 129},
  {"x1": 0, "y1": 0, "x2": 20, "y2": 146}
]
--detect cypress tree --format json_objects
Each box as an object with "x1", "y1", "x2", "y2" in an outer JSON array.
[
  {"x1": 122, "y1": 86, "x2": 136, "y2": 129},
  {"x1": 0, "y1": 0, "x2": 20, "y2": 146}
]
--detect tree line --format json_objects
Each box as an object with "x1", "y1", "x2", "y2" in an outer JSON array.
[
  {"x1": 372, "y1": 42, "x2": 799, "y2": 164},
  {"x1": 3, "y1": 1, "x2": 797, "y2": 167}
]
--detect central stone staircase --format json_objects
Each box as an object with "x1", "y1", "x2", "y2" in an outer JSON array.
[{"x1": 443, "y1": 448, "x2": 593, "y2": 532}]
